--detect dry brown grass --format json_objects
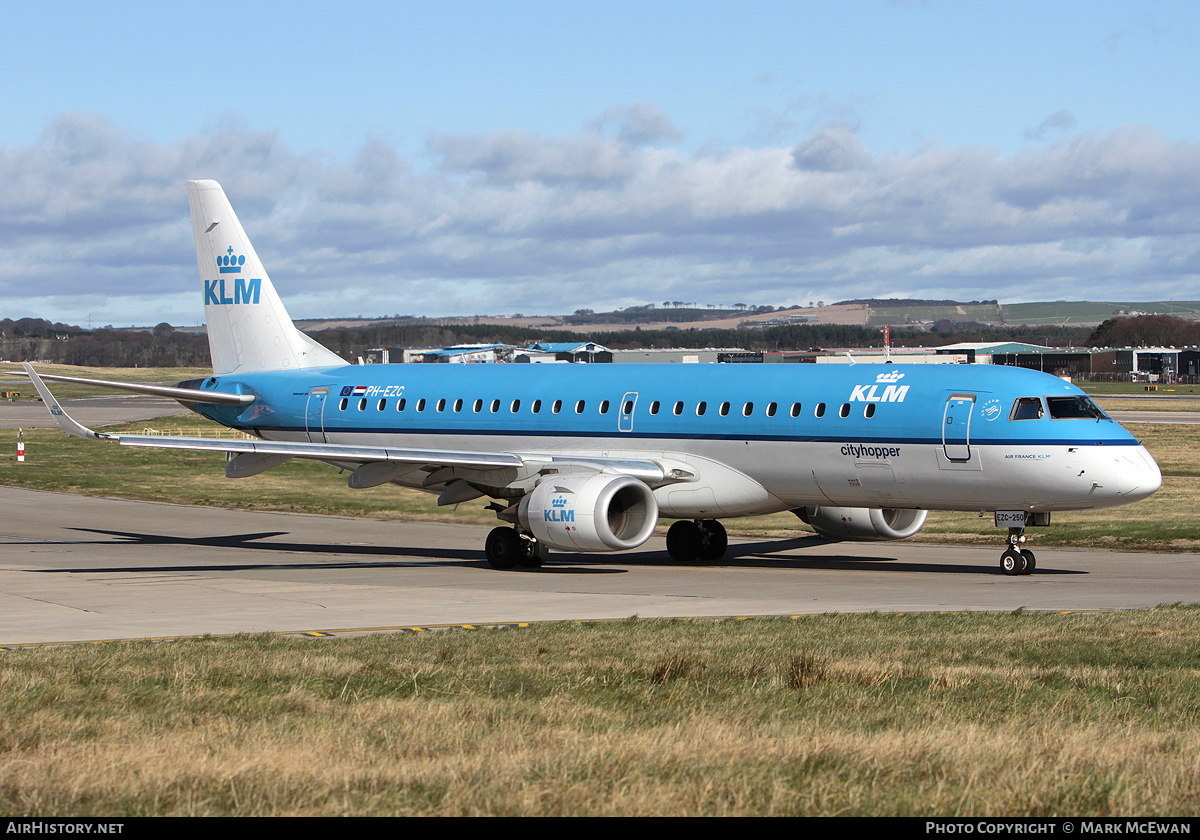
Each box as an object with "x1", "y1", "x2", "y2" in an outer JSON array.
[{"x1": 3, "y1": 610, "x2": 1200, "y2": 816}]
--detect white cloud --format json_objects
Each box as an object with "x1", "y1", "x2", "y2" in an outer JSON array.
[
  {"x1": 589, "y1": 101, "x2": 683, "y2": 146},
  {"x1": 1, "y1": 113, "x2": 1198, "y2": 326}
]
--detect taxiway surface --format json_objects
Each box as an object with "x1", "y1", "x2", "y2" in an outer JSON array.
[
  {"x1": 0, "y1": 394, "x2": 187, "y2": 430},
  {"x1": 2, "y1": 486, "x2": 1198, "y2": 646}
]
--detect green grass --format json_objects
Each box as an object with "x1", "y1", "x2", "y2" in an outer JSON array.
[
  {"x1": 3, "y1": 608, "x2": 1199, "y2": 816},
  {"x1": 1002, "y1": 300, "x2": 1200, "y2": 325}
]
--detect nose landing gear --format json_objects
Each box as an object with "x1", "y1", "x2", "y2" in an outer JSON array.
[{"x1": 1000, "y1": 526, "x2": 1035, "y2": 576}]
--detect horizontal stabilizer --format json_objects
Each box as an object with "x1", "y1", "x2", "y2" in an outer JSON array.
[{"x1": 4, "y1": 369, "x2": 254, "y2": 407}]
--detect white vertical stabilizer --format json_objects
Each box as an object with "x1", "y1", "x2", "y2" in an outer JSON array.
[{"x1": 187, "y1": 179, "x2": 345, "y2": 376}]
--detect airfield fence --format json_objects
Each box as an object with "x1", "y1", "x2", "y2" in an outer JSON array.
[
  {"x1": 1080, "y1": 374, "x2": 1200, "y2": 385},
  {"x1": 140, "y1": 427, "x2": 257, "y2": 439}
]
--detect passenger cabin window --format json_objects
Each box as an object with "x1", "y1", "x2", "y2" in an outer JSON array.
[
  {"x1": 339, "y1": 397, "x2": 348, "y2": 411},
  {"x1": 416, "y1": 398, "x2": 426, "y2": 412},
  {"x1": 673, "y1": 401, "x2": 683, "y2": 416},
  {"x1": 623, "y1": 400, "x2": 634, "y2": 414},
  {"x1": 815, "y1": 403, "x2": 826, "y2": 418},
  {"x1": 766, "y1": 402, "x2": 777, "y2": 417},
  {"x1": 790, "y1": 402, "x2": 801, "y2": 418},
  {"x1": 864, "y1": 404, "x2": 876, "y2": 418},
  {"x1": 397, "y1": 398, "x2": 406, "y2": 411},
  {"x1": 358, "y1": 398, "x2": 367, "y2": 411},
  {"x1": 719, "y1": 401, "x2": 730, "y2": 416},
  {"x1": 552, "y1": 399, "x2": 562, "y2": 414},
  {"x1": 472, "y1": 399, "x2": 482, "y2": 413},
  {"x1": 532, "y1": 400, "x2": 542, "y2": 413},
  {"x1": 490, "y1": 399, "x2": 500, "y2": 413},
  {"x1": 1010, "y1": 397, "x2": 1044, "y2": 420},
  {"x1": 1046, "y1": 396, "x2": 1108, "y2": 420},
  {"x1": 649, "y1": 401, "x2": 660, "y2": 415},
  {"x1": 575, "y1": 400, "x2": 586, "y2": 414},
  {"x1": 839, "y1": 403, "x2": 850, "y2": 418},
  {"x1": 696, "y1": 401, "x2": 707, "y2": 416},
  {"x1": 453, "y1": 398, "x2": 463, "y2": 412},
  {"x1": 599, "y1": 400, "x2": 610, "y2": 414},
  {"x1": 511, "y1": 399, "x2": 521, "y2": 413},
  {"x1": 436, "y1": 398, "x2": 446, "y2": 412},
  {"x1": 377, "y1": 398, "x2": 386, "y2": 411}
]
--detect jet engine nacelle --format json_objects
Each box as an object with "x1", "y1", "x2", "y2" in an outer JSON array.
[
  {"x1": 518, "y1": 473, "x2": 658, "y2": 553},
  {"x1": 796, "y1": 506, "x2": 928, "y2": 541}
]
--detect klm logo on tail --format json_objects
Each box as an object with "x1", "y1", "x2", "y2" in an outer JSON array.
[
  {"x1": 218, "y1": 247, "x2": 245, "y2": 274},
  {"x1": 204, "y1": 250, "x2": 261, "y2": 305}
]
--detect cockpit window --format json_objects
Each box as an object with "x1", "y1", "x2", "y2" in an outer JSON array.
[
  {"x1": 1010, "y1": 397, "x2": 1044, "y2": 420},
  {"x1": 1046, "y1": 396, "x2": 1109, "y2": 420}
]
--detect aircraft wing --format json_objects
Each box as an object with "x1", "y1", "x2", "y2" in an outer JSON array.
[{"x1": 22, "y1": 364, "x2": 675, "y2": 487}]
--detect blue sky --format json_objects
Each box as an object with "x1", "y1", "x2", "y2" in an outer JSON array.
[{"x1": 2, "y1": 1, "x2": 1198, "y2": 326}]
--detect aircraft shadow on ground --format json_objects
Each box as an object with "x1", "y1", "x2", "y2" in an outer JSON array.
[
  {"x1": 15, "y1": 528, "x2": 1086, "y2": 578},
  {"x1": 569, "y1": 536, "x2": 1084, "y2": 576}
]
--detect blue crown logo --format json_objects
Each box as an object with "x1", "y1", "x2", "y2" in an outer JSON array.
[
  {"x1": 551, "y1": 496, "x2": 568, "y2": 507},
  {"x1": 218, "y1": 246, "x2": 245, "y2": 274}
]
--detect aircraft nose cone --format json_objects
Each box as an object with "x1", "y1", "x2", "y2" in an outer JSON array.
[{"x1": 1117, "y1": 446, "x2": 1162, "y2": 503}]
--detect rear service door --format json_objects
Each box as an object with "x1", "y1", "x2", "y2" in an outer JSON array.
[{"x1": 305, "y1": 388, "x2": 329, "y2": 443}]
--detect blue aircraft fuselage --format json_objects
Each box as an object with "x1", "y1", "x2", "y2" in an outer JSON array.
[{"x1": 186, "y1": 361, "x2": 1159, "y2": 518}]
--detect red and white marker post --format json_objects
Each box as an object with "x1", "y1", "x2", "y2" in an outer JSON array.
[{"x1": 17, "y1": 427, "x2": 24, "y2": 462}]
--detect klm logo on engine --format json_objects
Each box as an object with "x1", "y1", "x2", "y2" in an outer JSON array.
[
  {"x1": 545, "y1": 495, "x2": 575, "y2": 523},
  {"x1": 204, "y1": 248, "x2": 262, "y2": 305},
  {"x1": 849, "y1": 371, "x2": 909, "y2": 403}
]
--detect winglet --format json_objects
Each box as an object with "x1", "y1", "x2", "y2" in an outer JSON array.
[{"x1": 22, "y1": 363, "x2": 107, "y2": 441}]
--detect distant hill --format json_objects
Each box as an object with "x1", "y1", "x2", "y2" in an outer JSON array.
[
  {"x1": 847, "y1": 299, "x2": 1200, "y2": 329},
  {"x1": 1000, "y1": 301, "x2": 1200, "y2": 327},
  {"x1": 7, "y1": 299, "x2": 1200, "y2": 367}
]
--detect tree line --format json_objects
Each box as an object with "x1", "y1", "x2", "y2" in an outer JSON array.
[{"x1": 3, "y1": 314, "x2": 1196, "y2": 369}]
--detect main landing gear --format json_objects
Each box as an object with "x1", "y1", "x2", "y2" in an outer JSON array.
[
  {"x1": 485, "y1": 527, "x2": 549, "y2": 570},
  {"x1": 1000, "y1": 526, "x2": 1036, "y2": 576},
  {"x1": 666, "y1": 519, "x2": 728, "y2": 563}
]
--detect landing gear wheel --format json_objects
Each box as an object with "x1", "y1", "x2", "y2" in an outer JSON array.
[
  {"x1": 485, "y1": 527, "x2": 523, "y2": 570},
  {"x1": 666, "y1": 520, "x2": 702, "y2": 562},
  {"x1": 698, "y1": 519, "x2": 728, "y2": 562},
  {"x1": 1019, "y1": 549, "x2": 1036, "y2": 575},
  {"x1": 1000, "y1": 523, "x2": 1036, "y2": 576},
  {"x1": 1000, "y1": 548, "x2": 1023, "y2": 576},
  {"x1": 517, "y1": 536, "x2": 549, "y2": 568}
]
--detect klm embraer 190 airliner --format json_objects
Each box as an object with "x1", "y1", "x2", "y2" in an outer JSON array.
[{"x1": 19, "y1": 180, "x2": 1162, "y2": 575}]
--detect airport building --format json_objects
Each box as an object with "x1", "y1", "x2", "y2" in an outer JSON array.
[{"x1": 364, "y1": 340, "x2": 1200, "y2": 382}]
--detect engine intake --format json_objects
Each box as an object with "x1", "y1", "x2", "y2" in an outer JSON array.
[
  {"x1": 518, "y1": 473, "x2": 658, "y2": 553},
  {"x1": 795, "y1": 506, "x2": 928, "y2": 541}
]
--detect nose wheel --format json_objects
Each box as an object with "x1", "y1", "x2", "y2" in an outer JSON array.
[{"x1": 1000, "y1": 527, "x2": 1035, "y2": 576}]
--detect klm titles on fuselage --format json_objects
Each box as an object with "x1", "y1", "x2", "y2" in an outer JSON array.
[{"x1": 849, "y1": 372, "x2": 910, "y2": 403}]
